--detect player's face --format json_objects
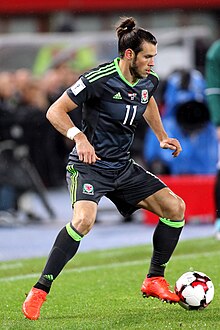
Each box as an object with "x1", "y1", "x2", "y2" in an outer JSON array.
[{"x1": 130, "y1": 41, "x2": 157, "y2": 79}]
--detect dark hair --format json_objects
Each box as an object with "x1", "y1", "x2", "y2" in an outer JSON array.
[{"x1": 116, "y1": 17, "x2": 157, "y2": 57}]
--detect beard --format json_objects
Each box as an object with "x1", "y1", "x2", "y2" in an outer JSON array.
[{"x1": 129, "y1": 58, "x2": 145, "y2": 79}]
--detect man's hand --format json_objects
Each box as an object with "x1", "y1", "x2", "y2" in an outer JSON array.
[
  {"x1": 160, "y1": 138, "x2": 182, "y2": 157},
  {"x1": 74, "y1": 132, "x2": 101, "y2": 164}
]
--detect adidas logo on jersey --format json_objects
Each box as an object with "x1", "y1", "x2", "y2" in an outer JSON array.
[{"x1": 113, "y1": 92, "x2": 122, "y2": 99}]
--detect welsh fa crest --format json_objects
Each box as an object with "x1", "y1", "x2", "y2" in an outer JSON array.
[
  {"x1": 83, "y1": 183, "x2": 94, "y2": 195},
  {"x1": 141, "y1": 89, "x2": 148, "y2": 104}
]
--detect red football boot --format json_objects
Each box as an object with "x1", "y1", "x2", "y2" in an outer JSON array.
[
  {"x1": 22, "y1": 287, "x2": 47, "y2": 320},
  {"x1": 141, "y1": 276, "x2": 180, "y2": 303}
]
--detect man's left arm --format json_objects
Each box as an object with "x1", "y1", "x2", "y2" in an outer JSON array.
[{"x1": 143, "y1": 96, "x2": 182, "y2": 157}]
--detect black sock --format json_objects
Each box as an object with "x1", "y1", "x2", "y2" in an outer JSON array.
[
  {"x1": 34, "y1": 223, "x2": 83, "y2": 293},
  {"x1": 147, "y1": 218, "x2": 184, "y2": 278}
]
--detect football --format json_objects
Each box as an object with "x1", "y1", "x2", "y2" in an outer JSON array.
[{"x1": 175, "y1": 271, "x2": 214, "y2": 310}]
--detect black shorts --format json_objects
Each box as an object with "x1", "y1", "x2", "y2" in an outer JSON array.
[{"x1": 66, "y1": 160, "x2": 166, "y2": 217}]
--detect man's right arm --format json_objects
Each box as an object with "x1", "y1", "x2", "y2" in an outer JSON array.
[
  {"x1": 46, "y1": 92, "x2": 100, "y2": 164},
  {"x1": 46, "y1": 91, "x2": 79, "y2": 137}
]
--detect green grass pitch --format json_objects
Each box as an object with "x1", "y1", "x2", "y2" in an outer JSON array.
[{"x1": 0, "y1": 237, "x2": 219, "y2": 329}]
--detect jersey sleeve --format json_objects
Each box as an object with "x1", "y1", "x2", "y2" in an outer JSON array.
[
  {"x1": 148, "y1": 70, "x2": 159, "y2": 98},
  {"x1": 66, "y1": 75, "x2": 98, "y2": 106}
]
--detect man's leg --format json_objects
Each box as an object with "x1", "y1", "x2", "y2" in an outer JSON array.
[
  {"x1": 147, "y1": 217, "x2": 184, "y2": 278},
  {"x1": 35, "y1": 222, "x2": 83, "y2": 292},
  {"x1": 139, "y1": 188, "x2": 185, "y2": 303},
  {"x1": 22, "y1": 201, "x2": 97, "y2": 320}
]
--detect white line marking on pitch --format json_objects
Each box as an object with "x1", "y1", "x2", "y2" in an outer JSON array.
[{"x1": 0, "y1": 251, "x2": 219, "y2": 283}]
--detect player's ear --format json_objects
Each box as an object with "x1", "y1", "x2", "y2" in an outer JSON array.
[{"x1": 124, "y1": 48, "x2": 134, "y2": 60}]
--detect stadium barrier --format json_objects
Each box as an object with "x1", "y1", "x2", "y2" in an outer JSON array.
[{"x1": 143, "y1": 175, "x2": 216, "y2": 225}]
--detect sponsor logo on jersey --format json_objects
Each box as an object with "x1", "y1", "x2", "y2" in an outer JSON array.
[
  {"x1": 141, "y1": 89, "x2": 148, "y2": 103},
  {"x1": 113, "y1": 92, "x2": 122, "y2": 99},
  {"x1": 71, "y1": 78, "x2": 86, "y2": 95},
  {"x1": 128, "y1": 92, "x2": 137, "y2": 100},
  {"x1": 83, "y1": 183, "x2": 94, "y2": 195}
]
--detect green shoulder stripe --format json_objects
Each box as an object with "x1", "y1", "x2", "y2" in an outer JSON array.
[
  {"x1": 85, "y1": 62, "x2": 116, "y2": 82},
  {"x1": 87, "y1": 68, "x2": 117, "y2": 82}
]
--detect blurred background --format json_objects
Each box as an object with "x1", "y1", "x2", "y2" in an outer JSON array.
[{"x1": 0, "y1": 0, "x2": 219, "y2": 257}]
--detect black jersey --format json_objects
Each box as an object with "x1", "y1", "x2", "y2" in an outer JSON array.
[{"x1": 67, "y1": 57, "x2": 159, "y2": 168}]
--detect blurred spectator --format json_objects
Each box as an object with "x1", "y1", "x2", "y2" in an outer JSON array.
[
  {"x1": 144, "y1": 100, "x2": 218, "y2": 175},
  {"x1": 0, "y1": 72, "x2": 17, "y2": 211},
  {"x1": 0, "y1": 71, "x2": 17, "y2": 111},
  {"x1": 0, "y1": 66, "x2": 81, "y2": 214},
  {"x1": 143, "y1": 68, "x2": 218, "y2": 175},
  {"x1": 41, "y1": 65, "x2": 79, "y2": 104},
  {"x1": 205, "y1": 39, "x2": 220, "y2": 239},
  {"x1": 14, "y1": 68, "x2": 32, "y2": 95},
  {"x1": 162, "y1": 69, "x2": 207, "y2": 119}
]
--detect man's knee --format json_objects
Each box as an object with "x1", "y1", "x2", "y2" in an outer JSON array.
[
  {"x1": 72, "y1": 200, "x2": 97, "y2": 235},
  {"x1": 164, "y1": 194, "x2": 186, "y2": 221},
  {"x1": 176, "y1": 197, "x2": 185, "y2": 219},
  {"x1": 72, "y1": 214, "x2": 95, "y2": 235}
]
